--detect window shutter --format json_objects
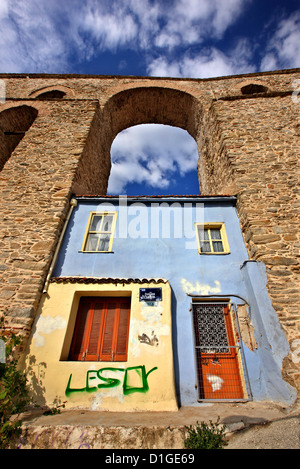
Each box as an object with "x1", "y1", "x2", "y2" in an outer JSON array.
[
  {"x1": 69, "y1": 298, "x2": 91, "y2": 361},
  {"x1": 115, "y1": 299, "x2": 131, "y2": 361},
  {"x1": 100, "y1": 301, "x2": 117, "y2": 361},
  {"x1": 85, "y1": 300, "x2": 105, "y2": 361},
  {"x1": 69, "y1": 297, "x2": 131, "y2": 362}
]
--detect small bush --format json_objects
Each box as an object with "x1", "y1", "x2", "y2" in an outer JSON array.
[
  {"x1": 0, "y1": 322, "x2": 30, "y2": 449},
  {"x1": 184, "y1": 417, "x2": 228, "y2": 449}
]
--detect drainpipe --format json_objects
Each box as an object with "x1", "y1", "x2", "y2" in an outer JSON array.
[
  {"x1": 187, "y1": 293, "x2": 250, "y2": 308},
  {"x1": 43, "y1": 198, "x2": 77, "y2": 294}
]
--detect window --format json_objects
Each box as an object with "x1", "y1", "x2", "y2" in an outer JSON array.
[
  {"x1": 195, "y1": 223, "x2": 230, "y2": 254},
  {"x1": 81, "y1": 212, "x2": 117, "y2": 252},
  {"x1": 69, "y1": 297, "x2": 131, "y2": 361}
]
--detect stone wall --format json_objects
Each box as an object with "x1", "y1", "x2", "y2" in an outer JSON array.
[
  {"x1": 0, "y1": 69, "x2": 299, "y2": 393},
  {"x1": 0, "y1": 99, "x2": 100, "y2": 334}
]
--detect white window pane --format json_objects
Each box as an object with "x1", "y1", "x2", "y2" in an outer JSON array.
[
  {"x1": 98, "y1": 234, "x2": 110, "y2": 251},
  {"x1": 198, "y1": 227, "x2": 209, "y2": 241},
  {"x1": 102, "y1": 215, "x2": 113, "y2": 232},
  {"x1": 85, "y1": 233, "x2": 99, "y2": 251},
  {"x1": 212, "y1": 241, "x2": 224, "y2": 252},
  {"x1": 200, "y1": 241, "x2": 211, "y2": 253},
  {"x1": 90, "y1": 215, "x2": 102, "y2": 231},
  {"x1": 210, "y1": 229, "x2": 222, "y2": 240}
]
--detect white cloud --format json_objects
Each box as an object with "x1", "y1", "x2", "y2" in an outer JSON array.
[
  {"x1": 260, "y1": 11, "x2": 300, "y2": 71},
  {"x1": 0, "y1": 1, "x2": 297, "y2": 82},
  {"x1": 107, "y1": 124, "x2": 198, "y2": 194},
  {"x1": 0, "y1": 0, "x2": 252, "y2": 73},
  {"x1": 154, "y1": 0, "x2": 251, "y2": 49},
  {"x1": 0, "y1": 0, "x2": 78, "y2": 72},
  {"x1": 81, "y1": 3, "x2": 138, "y2": 51},
  {"x1": 0, "y1": 0, "x2": 8, "y2": 19},
  {"x1": 80, "y1": 0, "x2": 250, "y2": 53},
  {"x1": 147, "y1": 39, "x2": 256, "y2": 78}
]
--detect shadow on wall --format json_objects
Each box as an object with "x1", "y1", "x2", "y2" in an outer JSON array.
[
  {"x1": 51, "y1": 206, "x2": 76, "y2": 277},
  {"x1": 23, "y1": 295, "x2": 66, "y2": 412},
  {"x1": 0, "y1": 105, "x2": 38, "y2": 171},
  {"x1": 171, "y1": 287, "x2": 181, "y2": 406},
  {"x1": 26, "y1": 354, "x2": 47, "y2": 409}
]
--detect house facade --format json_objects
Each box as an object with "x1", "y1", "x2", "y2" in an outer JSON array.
[{"x1": 23, "y1": 195, "x2": 297, "y2": 411}]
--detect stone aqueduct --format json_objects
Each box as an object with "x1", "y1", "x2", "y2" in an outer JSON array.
[{"x1": 0, "y1": 69, "x2": 299, "y2": 395}]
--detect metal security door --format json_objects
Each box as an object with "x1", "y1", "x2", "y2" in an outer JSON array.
[{"x1": 192, "y1": 302, "x2": 244, "y2": 400}]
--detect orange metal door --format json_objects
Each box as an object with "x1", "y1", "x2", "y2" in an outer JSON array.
[{"x1": 192, "y1": 303, "x2": 244, "y2": 400}]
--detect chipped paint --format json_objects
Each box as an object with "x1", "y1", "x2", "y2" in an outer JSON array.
[
  {"x1": 207, "y1": 375, "x2": 224, "y2": 392},
  {"x1": 34, "y1": 315, "x2": 67, "y2": 347},
  {"x1": 129, "y1": 302, "x2": 170, "y2": 358},
  {"x1": 291, "y1": 340, "x2": 300, "y2": 364},
  {"x1": 130, "y1": 319, "x2": 169, "y2": 357},
  {"x1": 236, "y1": 304, "x2": 257, "y2": 351},
  {"x1": 180, "y1": 278, "x2": 221, "y2": 295},
  {"x1": 91, "y1": 367, "x2": 126, "y2": 409}
]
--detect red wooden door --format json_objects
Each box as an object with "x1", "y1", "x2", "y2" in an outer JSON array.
[{"x1": 192, "y1": 303, "x2": 244, "y2": 400}]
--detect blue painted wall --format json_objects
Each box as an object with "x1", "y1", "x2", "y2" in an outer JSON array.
[{"x1": 53, "y1": 196, "x2": 296, "y2": 405}]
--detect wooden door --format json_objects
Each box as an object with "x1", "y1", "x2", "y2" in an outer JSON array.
[{"x1": 192, "y1": 303, "x2": 244, "y2": 400}]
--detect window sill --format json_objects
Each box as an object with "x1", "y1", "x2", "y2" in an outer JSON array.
[
  {"x1": 198, "y1": 252, "x2": 230, "y2": 255},
  {"x1": 78, "y1": 251, "x2": 115, "y2": 253}
]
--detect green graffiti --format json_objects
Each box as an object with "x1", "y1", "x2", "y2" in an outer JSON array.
[
  {"x1": 65, "y1": 365, "x2": 158, "y2": 397},
  {"x1": 97, "y1": 367, "x2": 125, "y2": 389},
  {"x1": 123, "y1": 365, "x2": 157, "y2": 395}
]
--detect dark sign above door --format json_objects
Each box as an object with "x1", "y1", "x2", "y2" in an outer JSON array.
[{"x1": 139, "y1": 288, "x2": 162, "y2": 302}]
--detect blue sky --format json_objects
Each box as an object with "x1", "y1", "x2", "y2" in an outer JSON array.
[{"x1": 0, "y1": 0, "x2": 299, "y2": 195}]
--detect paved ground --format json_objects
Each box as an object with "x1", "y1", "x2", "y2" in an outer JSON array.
[
  {"x1": 18, "y1": 400, "x2": 300, "y2": 449},
  {"x1": 225, "y1": 415, "x2": 300, "y2": 449}
]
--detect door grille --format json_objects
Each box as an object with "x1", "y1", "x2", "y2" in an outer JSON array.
[{"x1": 194, "y1": 303, "x2": 229, "y2": 353}]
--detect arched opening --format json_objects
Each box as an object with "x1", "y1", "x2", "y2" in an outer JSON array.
[
  {"x1": 35, "y1": 90, "x2": 66, "y2": 100},
  {"x1": 87, "y1": 86, "x2": 203, "y2": 196},
  {"x1": 102, "y1": 86, "x2": 201, "y2": 141},
  {"x1": 0, "y1": 105, "x2": 38, "y2": 171},
  {"x1": 241, "y1": 83, "x2": 268, "y2": 95},
  {"x1": 108, "y1": 123, "x2": 200, "y2": 195},
  {"x1": 28, "y1": 85, "x2": 73, "y2": 99}
]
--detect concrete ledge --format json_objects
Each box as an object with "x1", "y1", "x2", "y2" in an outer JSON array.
[
  {"x1": 11, "y1": 401, "x2": 299, "y2": 449},
  {"x1": 15, "y1": 425, "x2": 187, "y2": 450}
]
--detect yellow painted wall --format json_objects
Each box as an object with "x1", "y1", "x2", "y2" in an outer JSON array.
[{"x1": 23, "y1": 280, "x2": 178, "y2": 412}]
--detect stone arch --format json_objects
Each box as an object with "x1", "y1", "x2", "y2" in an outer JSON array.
[
  {"x1": 233, "y1": 79, "x2": 270, "y2": 95},
  {"x1": 35, "y1": 90, "x2": 66, "y2": 100},
  {"x1": 241, "y1": 83, "x2": 269, "y2": 95},
  {"x1": 0, "y1": 105, "x2": 38, "y2": 171},
  {"x1": 83, "y1": 86, "x2": 203, "y2": 194},
  {"x1": 28, "y1": 85, "x2": 74, "y2": 99},
  {"x1": 103, "y1": 86, "x2": 201, "y2": 141}
]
